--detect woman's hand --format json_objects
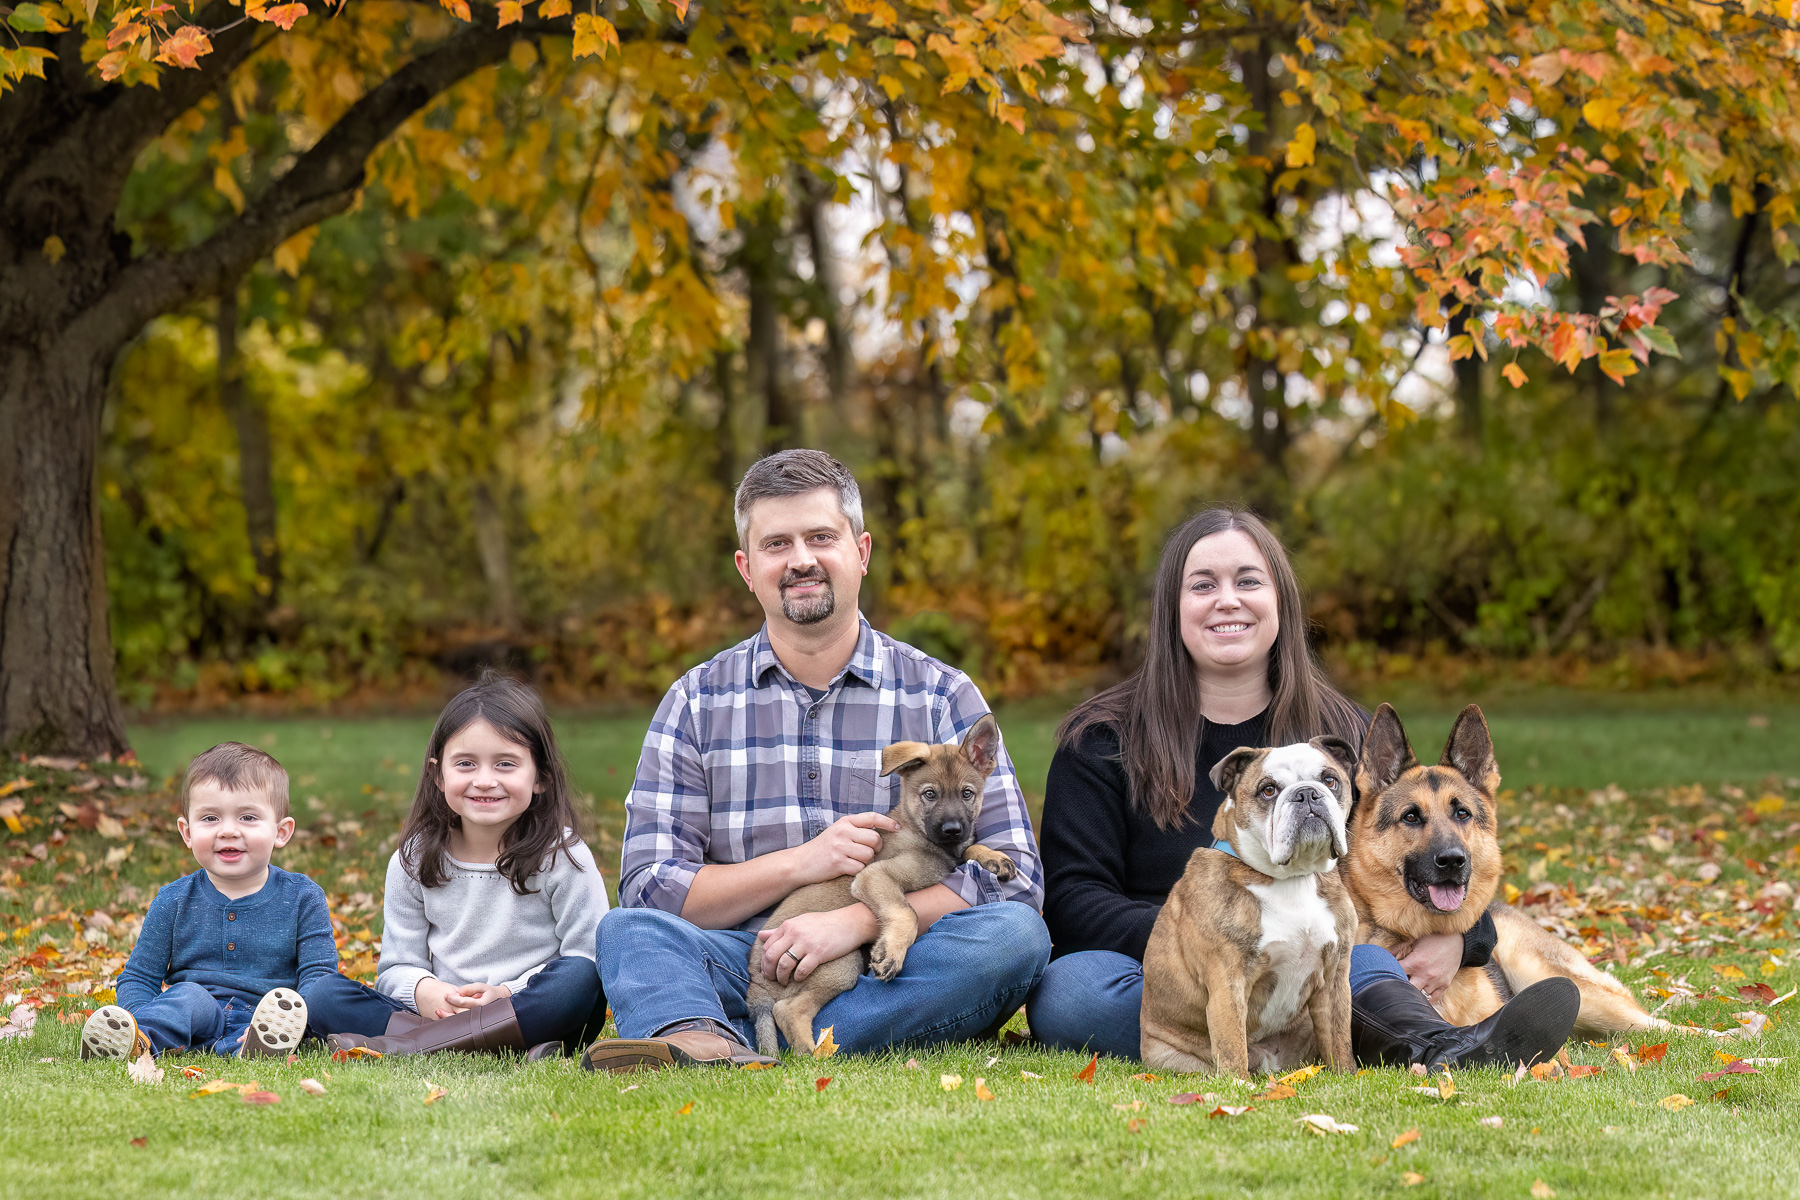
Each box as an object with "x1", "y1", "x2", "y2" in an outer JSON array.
[
  {"x1": 1399, "y1": 932, "x2": 1464, "y2": 1004},
  {"x1": 756, "y1": 906, "x2": 877, "y2": 984},
  {"x1": 411, "y1": 977, "x2": 459, "y2": 1021},
  {"x1": 439, "y1": 982, "x2": 512, "y2": 1012}
]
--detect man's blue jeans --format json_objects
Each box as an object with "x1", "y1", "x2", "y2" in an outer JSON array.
[
  {"x1": 127, "y1": 982, "x2": 263, "y2": 1056},
  {"x1": 597, "y1": 902, "x2": 1051, "y2": 1051},
  {"x1": 301, "y1": 957, "x2": 607, "y2": 1050},
  {"x1": 1027, "y1": 944, "x2": 1412, "y2": 1060}
]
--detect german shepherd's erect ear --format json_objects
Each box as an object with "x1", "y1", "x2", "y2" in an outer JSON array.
[
  {"x1": 1355, "y1": 704, "x2": 1418, "y2": 803},
  {"x1": 960, "y1": 713, "x2": 1001, "y2": 775},
  {"x1": 1439, "y1": 704, "x2": 1499, "y2": 797}
]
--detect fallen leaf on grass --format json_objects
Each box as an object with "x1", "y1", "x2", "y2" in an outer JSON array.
[
  {"x1": 1659, "y1": 1094, "x2": 1695, "y2": 1111},
  {"x1": 1074, "y1": 1052, "x2": 1098, "y2": 1084},
  {"x1": 1436, "y1": 1069, "x2": 1455, "y2": 1099},
  {"x1": 0, "y1": 1005, "x2": 38, "y2": 1040},
  {"x1": 1391, "y1": 1128, "x2": 1420, "y2": 1148},
  {"x1": 1740, "y1": 1057, "x2": 1786, "y2": 1067},
  {"x1": 1407, "y1": 1086, "x2": 1442, "y2": 1098},
  {"x1": 1530, "y1": 1061, "x2": 1564, "y2": 1081},
  {"x1": 1609, "y1": 1048, "x2": 1638, "y2": 1073},
  {"x1": 976, "y1": 1078, "x2": 996, "y2": 1101},
  {"x1": 815, "y1": 1077, "x2": 832, "y2": 1092},
  {"x1": 1208, "y1": 1105, "x2": 1253, "y2": 1118},
  {"x1": 188, "y1": 1079, "x2": 237, "y2": 1098},
  {"x1": 1636, "y1": 1042, "x2": 1669, "y2": 1064},
  {"x1": 127, "y1": 1053, "x2": 163, "y2": 1085},
  {"x1": 1402, "y1": 1171, "x2": 1425, "y2": 1187},
  {"x1": 1020, "y1": 1070, "x2": 1042, "y2": 1079},
  {"x1": 1730, "y1": 1012, "x2": 1768, "y2": 1039},
  {"x1": 1168, "y1": 1093, "x2": 1205, "y2": 1105},
  {"x1": 1738, "y1": 983, "x2": 1779, "y2": 1004},
  {"x1": 940, "y1": 1074, "x2": 962, "y2": 1091},
  {"x1": 1130, "y1": 1072, "x2": 1160, "y2": 1082},
  {"x1": 1568, "y1": 1064, "x2": 1603, "y2": 1078},
  {"x1": 1253, "y1": 1083, "x2": 1298, "y2": 1101},
  {"x1": 129, "y1": 1137, "x2": 146, "y2": 1148},
  {"x1": 1408, "y1": 1063, "x2": 1429, "y2": 1077},
  {"x1": 1714, "y1": 1050, "x2": 1740, "y2": 1064},
  {"x1": 1273, "y1": 1064, "x2": 1324, "y2": 1087},
  {"x1": 1296, "y1": 1113, "x2": 1358, "y2": 1136},
  {"x1": 1530, "y1": 1181, "x2": 1556, "y2": 1199},
  {"x1": 905, "y1": 1057, "x2": 922, "y2": 1070},
  {"x1": 241, "y1": 1090, "x2": 280, "y2": 1105},
  {"x1": 812, "y1": 1026, "x2": 838, "y2": 1059},
  {"x1": 423, "y1": 1087, "x2": 448, "y2": 1106},
  {"x1": 1713, "y1": 964, "x2": 1746, "y2": 981},
  {"x1": 331, "y1": 1046, "x2": 382, "y2": 1062},
  {"x1": 299, "y1": 1079, "x2": 326, "y2": 1096},
  {"x1": 1112, "y1": 1100, "x2": 1145, "y2": 1112},
  {"x1": 1769, "y1": 988, "x2": 1797, "y2": 1007},
  {"x1": 985, "y1": 1055, "x2": 1000, "y2": 1068},
  {"x1": 1002, "y1": 1030, "x2": 1028, "y2": 1046},
  {"x1": 739, "y1": 1061, "x2": 772, "y2": 1071},
  {"x1": 1126, "y1": 1117, "x2": 1148, "y2": 1133},
  {"x1": 1699, "y1": 1062, "x2": 1760, "y2": 1082},
  {"x1": 675, "y1": 1102, "x2": 694, "y2": 1116},
  {"x1": 1477, "y1": 1116, "x2": 1504, "y2": 1129},
  {"x1": 179, "y1": 1066, "x2": 207, "y2": 1079},
  {"x1": 1711, "y1": 1087, "x2": 1733, "y2": 1101}
]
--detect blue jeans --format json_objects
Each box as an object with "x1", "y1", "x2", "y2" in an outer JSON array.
[
  {"x1": 597, "y1": 902, "x2": 1051, "y2": 1051},
  {"x1": 127, "y1": 982, "x2": 261, "y2": 1056},
  {"x1": 1027, "y1": 944, "x2": 1412, "y2": 1061},
  {"x1": 301, "y1": 957, "x2": 607, "y2": 1050}
]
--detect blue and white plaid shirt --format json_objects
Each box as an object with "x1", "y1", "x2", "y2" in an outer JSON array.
[{"x1": 618, "y1": 615, "x2": 1044, "y2": 929}]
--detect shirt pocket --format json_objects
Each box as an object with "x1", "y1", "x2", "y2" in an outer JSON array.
[{"x1": 844, "y1": 748, "x2": 896, "y2": 813}]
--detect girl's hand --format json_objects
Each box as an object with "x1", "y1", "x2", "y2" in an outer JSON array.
[
  {"x1": 412, "y1": 977, "x2": 460, "y2": 1021},
  {"x1": 756, "y1": 906, "x2": 876, "y2": 984},
  {"x1": 441, "y1": 982, "x2": 512, "y2": 1011},
  {"x1": 1399, "y1": 932, "x2": 1463, "y2": 1004}
]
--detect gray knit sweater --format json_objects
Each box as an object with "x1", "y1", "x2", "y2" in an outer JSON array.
[{"x1": 374, "y1": 834, "x2": 609, "y2": 1011}]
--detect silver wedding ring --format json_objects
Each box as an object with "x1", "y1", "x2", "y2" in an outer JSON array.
[{"x1": 785, "y1": 949, "x2": 802, "y2": 962}]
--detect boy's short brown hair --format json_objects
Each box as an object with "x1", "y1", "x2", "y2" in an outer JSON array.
[{"x1": 182, "y1": 742, "x2": 290, "y2": 820}]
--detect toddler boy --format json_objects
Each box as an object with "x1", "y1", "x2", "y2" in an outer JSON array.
[{"x1": 80, "y1": 742, "x2": 336, "y2": 1060}]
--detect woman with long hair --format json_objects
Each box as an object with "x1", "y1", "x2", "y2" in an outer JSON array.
[{"x1": 1027, "y1": 507, "x2": 1579, "y2": 1066}]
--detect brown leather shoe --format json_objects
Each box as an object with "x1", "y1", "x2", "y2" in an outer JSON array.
[
  {"x1": 326, "y1": 998, "x2": 524, "y2": 1057},
  {"x1": 579, "y1": 1029, "x2": 779, "y2": 1073},
  {"x1": 524, "y1": 1041, "x2": 564, "y2": 1062}
]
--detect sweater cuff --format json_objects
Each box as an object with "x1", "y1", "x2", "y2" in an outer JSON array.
[{"x1": 376, "y1": 966, "x2": 431, "y2": 1013}]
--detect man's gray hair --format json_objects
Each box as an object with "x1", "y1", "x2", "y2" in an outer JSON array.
[{"x1": 734, "y1": 449, "x2": 865, "y2": 546}]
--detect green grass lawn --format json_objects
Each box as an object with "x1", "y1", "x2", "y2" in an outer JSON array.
[{"x1": 5, "y1": 694, "x2": 1799, "y2": 1199}]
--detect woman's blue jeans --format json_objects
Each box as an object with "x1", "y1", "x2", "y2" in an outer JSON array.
[{"x1": 1026, "y1": 944, "x2": 1412, "y2": 1060}]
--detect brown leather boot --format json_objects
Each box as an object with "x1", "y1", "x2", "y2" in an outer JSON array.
[
  {"x1": 326, "y1": 998, "x2": 524, "y2": 1057},
  {"x1": 580, "y1": 1021, "x2": 779, "y2": 1073}
]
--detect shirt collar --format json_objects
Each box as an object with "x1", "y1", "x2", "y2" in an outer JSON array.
[{"x1": 751, "y1": 614, "x2": 883, "y2": 692}]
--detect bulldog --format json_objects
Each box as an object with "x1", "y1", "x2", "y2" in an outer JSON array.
[{"x1": 1140, "y1": 738, "x2": 1359, "y2": 1076}]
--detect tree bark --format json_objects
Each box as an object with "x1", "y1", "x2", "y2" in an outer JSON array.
[
  {"x1": 0, "y1": 343, "x2": 131, "y2": 757},
  {"x1": 219, "y1": 284, "x2": 283, "y2": 620},
  {"x1": 469, "y1": 479, "x2": 518, "y2": 633}
]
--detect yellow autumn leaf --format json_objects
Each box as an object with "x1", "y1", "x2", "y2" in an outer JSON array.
[
  {"x1": 1391, "y1": 1128, "x2": 1420, "y2": 1148},
  {"x1": 1402, "y1": 1172, "x2": 1425, "y2": 1187},
  {"x1": 570, "y1": 12, "x2": 617, "y2": 59},
  {"x1": 812, "y1": 1025, "x2": 838, "y2": 1059},
  {"x1": 1530, "y1": 1182, "x2": 1556, "y2": 1199},
  {"x1": 1273, "y1": 1063, "x2": 1324, "y2": 1087},
  {"x1": 975, "y1": 1077, "x2": 996, "y2": 1101},
  {"x1": 1753, "y1": 794, "x2": 1785, "y2": 815},
  {"x1": 272, "y1": 227, "x2": 318, "y2": 277},
  {"x1": 1285, "y1": 122, "x2": 1316, "y2": 168},
  {"x1": 496, "y1": 0, "x2": 522, "y2": 26},
  {"x1": 188, "y1": 1078, "x2": 237, "y2": 1097},
  {"x1": 1659, "y1": 1094, "x2": 1695, "y2": 1111},
  {"x1": 940, "y1": 1074, "x2": 962, "y2": 1091},
  {"x1": 1714, "y1": 964, "x2": 1747, "y2": 980},
  {"x1": 42, "y1": 235, "x2": 65, "y2": 264},
  {"x1": 424, "y1": 1086, "x2": 448, "y2": 1105},
  {"x1": 1582, "y1": 96, "x2": 1623, "y2": 132}
]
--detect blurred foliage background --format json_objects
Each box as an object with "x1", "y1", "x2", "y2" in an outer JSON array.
[{"x1": 80, "y1": 1, "x2": 1800, "y2": 715}]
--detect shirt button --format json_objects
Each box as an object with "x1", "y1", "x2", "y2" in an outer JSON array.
[
  {"x1": 227, "y1": 913, "x2": 236, "y2": 921},
  {"x1": 227, "y1": 942, "x2": 235, "y2": 951},
  {"x1": 808, "y1": 706, "x2": 820, "y2": 718},
  {"x1": 808, "y1": 771, "x2": 818, "y2": 780}
]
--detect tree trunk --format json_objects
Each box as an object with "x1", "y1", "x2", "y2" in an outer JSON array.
[
  {"x1": 219, "y1": 284, "x2": 283, "y2": 621},
  {"x1": 0, "y1": 342, "x2": 131, "y2": 757},
  {"x1": 469, "y1": 479, "x2": 518, "y2": 633}
]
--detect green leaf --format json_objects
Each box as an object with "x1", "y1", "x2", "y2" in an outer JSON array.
[
  {"x1": 1636, "y1": 324, "x2": 1682, "y2": 359},
  {"x1": 8, "y1": 4, "x2": 48, "y2": 32}
]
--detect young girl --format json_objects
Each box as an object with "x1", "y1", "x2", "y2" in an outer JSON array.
[{"x1": 302, "y1": 673, "x2": 609, "y2": 1058}]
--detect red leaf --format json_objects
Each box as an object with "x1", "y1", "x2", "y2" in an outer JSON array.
[
  {"x1": 1166, "y1": 1093, "x2": 1204, "y2": 1105},
  {"x1": 1567, "y1": 1064, "x2": 1603, "y2": 1078},
  {"x1": 129, "y1": 1137, "x2": 147, "y2": 1148},
  {"x1": 1738, "y1": 983, "x2": 1778, "y2": 1004},
  {"x1": 1699, "y1": 1062, "x2": 1760, "y2": 1082},
  {"x1": 1636, "y1": 1042, "x2": 1668, "y2": 1064},
  {"x1": 240, "y1": 1090, "x2": 281, "y2": 1105},
  {"x1": 1074, "y1": 1052, "x2": 1097, "y2": 1084},
  {"x1": 815, "y1": 1077, "x2": 832, "y2": 1092}
]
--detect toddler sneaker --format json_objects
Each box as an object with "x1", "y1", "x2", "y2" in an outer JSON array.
[
  {"x1": 239, "y1": 987, "x2": 308, "y2": 1058},
  {"x1": 80, "y1": 1005, "x2": 152, "y2": 1061}
]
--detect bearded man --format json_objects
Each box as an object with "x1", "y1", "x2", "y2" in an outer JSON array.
[{"x1": 580, "y1": 449, "x2": 1048, "y2": 1071}]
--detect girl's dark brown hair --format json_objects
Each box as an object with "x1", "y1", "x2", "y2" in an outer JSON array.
[
  {"x1": 1059, "y1": 506, "x2": 1365, "y2": 830},
  {"x1": 399, "y1": 671, "x2": 585, "y2": 895}
]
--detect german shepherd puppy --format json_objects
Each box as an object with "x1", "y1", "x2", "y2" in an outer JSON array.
[
  {"x1": 746, "y1": 715, "x2": 1018, "y2": 1056},
  {"x1": 1344, "y1": 703, "x2": 1675, "y2": 1038}
]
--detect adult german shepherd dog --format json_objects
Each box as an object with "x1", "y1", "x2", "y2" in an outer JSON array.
[{"x1": 1343, "y1": 703, "x2": 1677, "y2": 1038}]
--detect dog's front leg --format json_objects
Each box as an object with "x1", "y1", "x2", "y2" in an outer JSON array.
[
  {"x1": 851, "y1": 865, "x2": 918, "y2": 982},
  {"x1": 1202, "y1": 961, "x2": 1252, "y2": 1079},
  {"x1": 1313, "y1": 950, "x2": 1355, "y2": 1072},
  {"x1": 962, "y1": 843, "x2": 1018, "y2": 882}
]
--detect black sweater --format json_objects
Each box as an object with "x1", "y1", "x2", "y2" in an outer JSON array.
[{"x1": 1039, "y1": 712, "x2": 1497, "y2": 967}]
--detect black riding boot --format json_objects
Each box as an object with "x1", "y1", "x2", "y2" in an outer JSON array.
[{"x1": 1352, "y1": 977, "x2": 1580, "y2": 1069}]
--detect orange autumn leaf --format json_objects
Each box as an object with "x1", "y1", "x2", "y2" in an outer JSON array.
[
  {"x1": 812, "y1": 1026, "x2": 839, "y2": 1059},
  {"x1": 1568, "y1": 1064, "x2": 1603, "y2": 1078},
  {"x1": 240, "y1": 1090, "x2": 281, "y2": 1105},
  {"x1": 179, "y1": 1066, "x2": 207, "y2": 1079},
  {"x1": 1502, "y1": 363, "x2": 1528, "y2": 388},
  {"x1": 975, "y1": 1078, "x2": 996, "y2": 1101},
  {"x1": 675, "y1": 1101, "x2": 695, "y2": 1116},
  {"x1": 1074, "y1": 1053, "x2": 1097, "y2": 1084},
  {"x1": 1129, "y1": 1073, "x2": 1160, "y2": 1082},
  {"x1": 423, "y1": 1086, "x2": 448, "y2": 1106},
  {"x1": 1208, "y1": 1104, "x2": 1253, "y2": 1118},
  {"x1": 153, "y1": 25, "x2": 212, "y2": 69},
  {"x1": 1252, "y1": 1083, "x2": 1297, "y2": 1101},
  {"x1": 188, "y1": 1079, "x2": 237, "y2": 1098},
  {"x1": 257, "y1": 2, "x2": 308, "y2": 30},
  {"x1": 1391, "y1": 1128, "x2": 1421, "y2": 1149},
  {"x1": 1637, "y1": 1043, "x2": 1669, "y2": 1064},
  {"x1": 1126, "y1": 1117, "x2": 1148, "y2": 1133},
  {"x1": 331, "y1": 1046, "x2": 382, "y2": 1061},
  {"x1": 815, "y1": 1076, "x2": 832, "y2": 1092}
]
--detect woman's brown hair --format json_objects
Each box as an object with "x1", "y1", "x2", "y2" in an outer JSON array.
[
  {"x1": 399, "y1": 672, "x2": 585, "y2": 895},
  {"x1": 1059, "y1": 507, "x2": 1365, "y2": 830}
]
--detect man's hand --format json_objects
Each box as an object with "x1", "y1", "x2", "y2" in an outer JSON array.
[
  {"x1": 756, "y1": 905, "x2": 877, "y2": 984},
  {"x1": 1398, "y1": 932, "x2": 1464, "y2": 1004},
  {"x1": 793, "y1": 811, "x2": 899, "y2": 885},
  {"x1": 439, "y1": 982, "x2": 512, "y2": 1012}
]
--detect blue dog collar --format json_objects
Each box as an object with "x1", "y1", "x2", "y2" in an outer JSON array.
[{"x1": 1211, "y1": 838, "x2": 1238, "y2": 860}]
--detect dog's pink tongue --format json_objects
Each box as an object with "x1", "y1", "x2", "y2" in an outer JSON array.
[{"x1": 1428, "y1": 884, "x2": 1467, "y2": 912}]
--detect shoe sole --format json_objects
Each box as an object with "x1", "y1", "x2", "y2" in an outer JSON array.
[
  {"x1": 1470, "y1": 977, "x2": 1582, "y2": 1068},
  {"x1": 239, "y1": 988, "x2": 308, "y2": 1058},
  {"x1": 580, "y1": 1039, "x2": 685, "y2": 1073},
  {"x1": 81, "y1": 1005, "x2": 149, "y2": 1061}
]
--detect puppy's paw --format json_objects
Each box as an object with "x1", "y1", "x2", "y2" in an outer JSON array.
[
  {"x1": 869, "y1": 940, "x2": 906, "y2": 981},
  {"x1": 988, "y1": 855, "x2": 1018, "y2": 882}
]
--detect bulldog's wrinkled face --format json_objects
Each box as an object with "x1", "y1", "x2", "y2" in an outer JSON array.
[{"x1": 1210, "y1": 738, "x2": 1355, "y2": 880}]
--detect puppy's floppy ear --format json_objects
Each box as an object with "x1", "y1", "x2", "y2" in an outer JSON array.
[
  {"x1": 1209, "y1": 747, "x2": 1262, "y2": 795},
  {"x1": 1440, "y1": 704, "x2": 1500, "y2": 796},
  {"x1": 880, "y1": 741, "x2": 932, "y2": 776},
  {"x1": 1356, "y1": 704, "x2": 1416, "y2": 800},
  {"x1": 961, "y1": 714, "x2": 1001, "y2": 776},
  {"x1": 1309, "y1": 735, "x2": 1357, "y2": 776}
]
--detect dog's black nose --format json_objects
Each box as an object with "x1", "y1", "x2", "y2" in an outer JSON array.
[
  {"x1": 1434, "y1": 847, "x2": 1467, "y2": 871},
  {"x1": 935, "y1": 820, "x2": 965, "y2": 843}
]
